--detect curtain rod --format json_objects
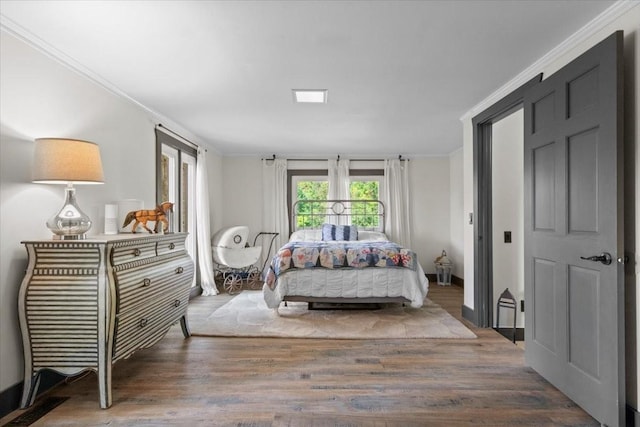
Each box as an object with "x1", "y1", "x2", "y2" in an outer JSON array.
[
  {"x1": 156, "y1": 124, "x2": 202, "y2": 151},
  {"x1": 261, "y1": 155, "x2": 408, "y2": 162}
]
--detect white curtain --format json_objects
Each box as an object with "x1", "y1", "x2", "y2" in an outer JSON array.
[
  {"x1": 327, "y1": 159, "x2": 350, "y2": 200},
  {"x1": 196, "y1": 148, "x2": 218, "y2": 296},
  {"x1": 382, "y1": 159, "x2": 412, "y2": 247},
  {"x1": 327, "y1": 159, "x2": 350, "y2": 224},
  {"x1": 262, "y1": 158, "x2": 289, "y2": 261}
]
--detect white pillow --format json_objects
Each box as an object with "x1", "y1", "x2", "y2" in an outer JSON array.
[
  {"x1": 357, "y1": 230, "x2": 389, "y2": 241},
  {"x1": 289, "y1": 229, "x2": 388, "y2": 242},
  {"x1": 289, "y1": 229, "x2": 323, "y2": 242}
]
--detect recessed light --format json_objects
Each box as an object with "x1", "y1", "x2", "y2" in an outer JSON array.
[{"x1": 293, "y1": 89, "x2": 328, "y2": 103}]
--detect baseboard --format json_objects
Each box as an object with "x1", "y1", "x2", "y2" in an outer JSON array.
[
  {"x1": 494, "y1": 327, "x2": 525, "y2": 342},
  {"x1": 189, "y1": 285, "x2": 202, "y2": 299},
  {"x1": 0, "y1": 381, "x2": 22, "y2": 419},
  {"x1": 0, "y1": 371, "x2": 64, "y2": 419},
  {"x1": 426, "y1": 274, "x2": 463, "y2": 287},
  {"x1": 462, "y1": 304, "x2": 476, "y2": 325},
  {"x1": 451, "y1": 275, "x2": 463, "y2": 287},
  {"x1": 628, "y1": 404, "x2": 639, "y2": 427}
]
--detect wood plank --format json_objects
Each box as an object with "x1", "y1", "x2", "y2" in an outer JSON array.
[{"x1": 1, "y1": 285, "x2": 598, "y2": 426}]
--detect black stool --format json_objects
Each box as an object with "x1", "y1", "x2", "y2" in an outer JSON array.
[{"x1": 496, "y1": 288, "x2": 517, "y2": 344}]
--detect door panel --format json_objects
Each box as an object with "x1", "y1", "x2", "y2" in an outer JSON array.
[
  {"x1": 524, "y1": 31, "x2": 624, "y2": 426},
  {"x1": 532, "y1": 91, "x2": 556, "y2": 132},
  {"x1": 533, "y1": 142, "x2": 557, "y2": 231},
  {"x1": 568, "y1": 128, "x2": 599, "y2": 233},
  {"x1": 567, "y1": 66, "x2": 599, "y2": 117},
  {"x1": 532, "y1": 258, "x2": 557, "y2": 352},
  {"x1": 567, "y1": 265, "x2": 599, "y2": 378}
]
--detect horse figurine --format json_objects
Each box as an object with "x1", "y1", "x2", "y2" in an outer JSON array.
[{"x1": 122, "y1": 201, "x2": 174, "y2": 234}]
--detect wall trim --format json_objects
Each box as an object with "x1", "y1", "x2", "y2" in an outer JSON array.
[
  {"x1": 0, "y1": 372, "x2": 63, "y2": 419},
  {"x1": 462, "y1": 304, "x2": 476, "y2": 325},
  {"x1": 460, "y1": 0, "x2": 638, "y2": 122},
  {"x1": 627, "y1": 404, "x2": 639, "y2": 427},
  {"x1": 452, "y1": 274, "x2": 463, "y2": 287},
  {"x1": 426, "y1": 274, "x2": 463, "y2": 287},
  {"x1": 471, "y1": 74, "x2": 541, "y2": 329},
  {"x1": 0, "y1": 381, "x2": 21, "y2": 419},
  {"x1": 494, "y1": 327, "x2": 525, "y2": 342}
]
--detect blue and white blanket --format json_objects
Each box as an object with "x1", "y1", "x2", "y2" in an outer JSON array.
[{"x1": 265, "y1": 241, "x2": 417, "y2": 290}]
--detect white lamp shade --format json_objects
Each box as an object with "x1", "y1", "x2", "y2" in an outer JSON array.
[{"x1": 33, "y1": 138, "x2": 104, "y2": 184}]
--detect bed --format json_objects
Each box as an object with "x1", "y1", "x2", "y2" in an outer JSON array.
[{"x1": 262, "y1": 200, "x2": 428, "y2": 309}]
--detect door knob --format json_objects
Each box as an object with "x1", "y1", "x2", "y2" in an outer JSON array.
[{"x1": 580, "y1": 252, "x2": 612, "y2": 265}]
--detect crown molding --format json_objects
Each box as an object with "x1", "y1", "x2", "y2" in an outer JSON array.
[
  {"x1": 0, "y1": 13, "x2": 209, "y2": 149},
  {"x1": 0, "y1": 14, "x2": 151, "y2": 115},
  {"x1": 460, "y1": 0, "x2": 639, "y2": 122}
]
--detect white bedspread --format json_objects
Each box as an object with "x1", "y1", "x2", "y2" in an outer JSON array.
[{"x1": 263, "y1": 261, "x2": 428, "y2": 309}]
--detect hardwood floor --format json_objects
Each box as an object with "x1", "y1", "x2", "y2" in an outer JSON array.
[{"x1": 1, "y1": 285, "x2": 597, "y2": 426}]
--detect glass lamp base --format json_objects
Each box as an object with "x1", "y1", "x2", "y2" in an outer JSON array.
[{"x1": 47, "y1": 184, "x2": 92, "y2": 239}]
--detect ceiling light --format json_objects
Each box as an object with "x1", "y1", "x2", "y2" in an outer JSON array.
[{"x1": 293, "y1": 89, "x2": 327, "y2": 103}]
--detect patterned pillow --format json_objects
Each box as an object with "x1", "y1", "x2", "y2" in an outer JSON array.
[{"x1": 321, "y1": 223, "x2": 358, "y2": 241}]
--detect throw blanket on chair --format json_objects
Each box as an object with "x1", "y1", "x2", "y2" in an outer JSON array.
[{"x1": 265, "y1": 241, "x2": 417, "y2": 290}]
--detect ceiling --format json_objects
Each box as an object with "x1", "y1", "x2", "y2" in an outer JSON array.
[{"x1": 0, "y1": 1, "x2": 616, "y2": 157}]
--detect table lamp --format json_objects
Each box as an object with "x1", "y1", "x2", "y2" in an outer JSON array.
[{"x1": 32, "y1": 138, "x2": 104, "y2": 239}]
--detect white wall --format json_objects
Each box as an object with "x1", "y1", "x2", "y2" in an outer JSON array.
[
  {"x1": 0, "y1": 31, "x2": 215, "y2": 399},
  {"x1": 207, "y1": 151, "x2": 224, "y2": 235},
  {"x1": 461, "y1": 5, "x2": 640, "y2": 410},
  {"x1": 449, "y1": 148, "x2": 464, "y2": 279},
  {"x1": 491, "y1": 110, "x2": 524, "y2": 328},
  {"x1": 409, "y1": 157, "x2": 452, "y2": 272},
  {"x1": 463, "y1": 120, "x2": 474, "y2": 309},
  {"x1": 0, "y1": 31, "x2": 155, "y2": 395},
  {"x1": 220, "y1": 157, "x2": 264, "y2": 235},
  {"x1": 217, "y1": 156, "x2": 452, "y2": 272}
]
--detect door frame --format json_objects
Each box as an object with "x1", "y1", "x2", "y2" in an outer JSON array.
[{"x1": 468, "y1": 74, "x2": 541, "y2": 327}]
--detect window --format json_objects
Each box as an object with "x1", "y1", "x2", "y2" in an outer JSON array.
[
  {"x1": 288, "y1": 169, "x2": 383, "y2": 230},
  {"x1": 156, "y1": 129, "x2": 197, "y2": 287},
  {"x1": 349, "y1": 176, "x2": 382, "y2": 229},
  {"x1": 291, "y1": 172, "x2": 328, "y2": 229}
]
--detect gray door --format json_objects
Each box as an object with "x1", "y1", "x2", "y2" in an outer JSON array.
[{"x1": 523, "y1": 31, "x2": 624, "y2": 426}]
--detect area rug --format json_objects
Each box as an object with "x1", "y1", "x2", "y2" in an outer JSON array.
[{"x1": 191, "y1": 291, "x2": 476, "y2": 339}]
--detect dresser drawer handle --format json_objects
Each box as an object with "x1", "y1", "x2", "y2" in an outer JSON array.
[
  {"x1": 169, "y1": 243, "x2": 175, "y2": 250},
  {"x1": 133, "y1": 248, "x2": 141, "y2": 257},
  {"x1": 175, "y1": 266, "x2": 184, "y2": 274},
  {"x1": 142, "y1": 278, "x2": 151, "y2": 287},
  {"x1": 174, "y1": 299, "x2": 181, "y2": 307},
  {"x1": 139, "y1": 318, "x2": 148, "y2": 328}
]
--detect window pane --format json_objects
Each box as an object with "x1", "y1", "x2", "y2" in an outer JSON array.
[
  {"x1": 181, "y1": 162, "x2": 189, "y2": 233},
  {"x1": 296, "y1": 180, "x2": 327, "y2": 228},
  {"x1": 159, "y1": 142, "x2": 196, "y2": 288},
  {"x1": 161, "y1": 154, "x2": 170, "y2": 203},
  {"x1": 350, "y1": 180, "x2": 378, "y2": 200},
  {"x1": 296, "y1": 180, "x2": 328, "y2": 201},
  {"x1": 181, "y1": 154, "x2": 197, "y2": 279},
  {"x1": 161, "y1": 145, "x2": 178, "y2": 232},
  {"x1": 350, "y1": 180, "x2": 380, "y2": 228}
]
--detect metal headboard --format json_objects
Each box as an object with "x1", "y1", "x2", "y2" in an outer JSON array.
[{"x1": 291, "y1": 199, "x2": 385, "y2": 233}]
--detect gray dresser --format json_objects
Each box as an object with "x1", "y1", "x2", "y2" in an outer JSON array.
[{"x1": 18, "y1": 233, "x2": 194, "y2": 409}]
